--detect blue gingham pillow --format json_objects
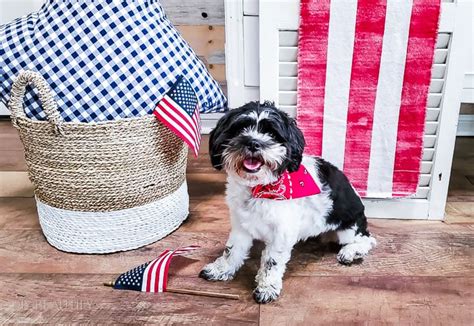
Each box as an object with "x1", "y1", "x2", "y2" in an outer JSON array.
[{"x1": 0, "y1": 0, "x2": 227, "y2": 122}]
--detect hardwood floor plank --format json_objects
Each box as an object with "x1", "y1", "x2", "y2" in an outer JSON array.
[
  {"x1": 185, "y1": 197, "x2": 230, "y2": 232},
  {"x1": 0, "y1": 122, "x2": 23, "y2": 150},
  {"x1": 0, "y1": 230, "x2": 228, "y2": 275},
  {"x1": 0, "y1": 150, "x2": 27, "y2": 171},
  {"x1": 0, "y1": 223, "x2": 472, "y2": 277},
  {"x1": 0, "y1": 195, "x2": 233, "y2": 233},
  {"x1": 187, "y1": 172, "x2": 227, "y2": 198},
  {"x1": 284, "y1": 229, "x2": 473, "y2": 277},
  {"x1": 0, "y1": 198, "x2": 39, "y2": 229},
  {"x1": 0, "y1": 273, "x2": 258, "y2": 325},
  {"x1": 367, "y1": 218, "x2": 474, "y2": 233},
  {"x1": 259, "y1": 276, "x2": 473, "y2": 325},
  {"x1": 186, "y1": 155, "x2": 216, "y2": 174},
  {"x1": 187, "y1": 194, "x2": 474, "y2": 233},
  {"x1": 0, "y1": 172, "x2": 34, "y2": 197},
  {"x1": 445, "y1": 202, "x2": 474, "y2": 224},
  {"x1": 3, "y1": 186, "x2": 473, "y2": 233}
]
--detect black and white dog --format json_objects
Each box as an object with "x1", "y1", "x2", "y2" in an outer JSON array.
[{"x1": 199, "y1": 102, "x2": 376, "y2": 303}]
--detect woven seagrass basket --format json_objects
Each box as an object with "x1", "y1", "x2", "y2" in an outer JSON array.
[{"x1": 9, "y1": 71, "x2": 189, "y2": 254}]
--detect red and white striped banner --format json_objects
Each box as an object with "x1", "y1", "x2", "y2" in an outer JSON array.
[{"x1": 297, "y1": 0, "x2": 440, "y2": 198}]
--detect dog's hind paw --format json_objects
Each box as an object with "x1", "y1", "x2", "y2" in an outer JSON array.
[{"x1": 253, "y1": 285, "x2": 280, "y2": 304}]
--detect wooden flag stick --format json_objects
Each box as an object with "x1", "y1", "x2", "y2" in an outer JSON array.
[
  {"x1": 103, "y1": 281, "x2": 240, "y2": 300},
  {"x1": 166, "y1": 287, "x2": 240, "y2": 300}
]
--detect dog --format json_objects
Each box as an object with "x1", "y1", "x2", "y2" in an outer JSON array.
[{"x1": 199, "y1": 101, "x2": 376, "y2": 303}]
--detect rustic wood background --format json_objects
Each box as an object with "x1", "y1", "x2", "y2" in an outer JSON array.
[{"x1": 162, "y1": 0, "x2": 227, "y2": 93}]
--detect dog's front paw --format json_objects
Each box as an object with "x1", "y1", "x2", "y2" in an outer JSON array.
[
  {"x1": 199, "y1": 259, "x2": 235, "y2": 281},
  {"x1": 253, "y1": 285, "x2": 280, "y2": 304},
  {"x1": 337, "y1": 245, "x2": 365, "y2": 265},
  {"x1": 337, "y1": 236, "x2": 376, "y2": 265}
]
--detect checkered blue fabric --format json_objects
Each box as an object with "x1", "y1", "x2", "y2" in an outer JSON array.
[{"x1": 0, "y1": 0, "x2": 227, "y2": 122}]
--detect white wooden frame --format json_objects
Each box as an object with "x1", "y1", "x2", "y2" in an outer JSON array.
[
  {"x1": 203, "y1": 0, "x2": 262, "y2": 133},
  {"x1": 225, "y1": 0, "x2": 472, "y2": 220},
  {"x1": 202, "y1": 0, "x2": 254, "y2": 133},
  {"x1": 427, "y1": 0, "x2": 472, "y2": 219}
]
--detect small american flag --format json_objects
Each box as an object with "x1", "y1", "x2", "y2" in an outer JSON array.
[
  {"x1": 154, "y1": 76, "x2": 202, "y2": 156},
  {"x1": 113, "y1": 246, "x2": 199, "y2": 293}
]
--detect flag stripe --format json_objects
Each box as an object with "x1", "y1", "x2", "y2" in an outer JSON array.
[
  {"x1": 150, "y1": 251, "x2": 172, "y2": 293},
  {"x1": 392, "y1": 0, "x2": 440, "y2": 196},
  {"x1": 117, "y1": 246, "x2": 199, "y2": 293},
  {"x1": 297, "y1": 0, "x2": 331, "y2": 156},
  {"x1": 153, "y1": 109, "x2": 196, "y2": 152},
  {"x1": 158, "y1": 104, "x2": 197, "y2": 149},
  {"x1": 148, "y1": 258, "x2": 160, "y2": 292},
  {"x1": 142, "y1": 252, "x2": 166, "y2": 292},
  {"x1": 156, "y1": 251, "x2": 174, "y2": 292},
  {"x1": 159, "y1": 97, "x2": 200, "y2": 156},
  {"x1": 156, "y1": 246, "x2": 199, "y2": 292},
  {"x1": 162, "y1": 250, "x2": 176, "y2": 292},
  {"x1": 190, "y1": 108, "x2": 202, "y2": 148},
  {"x1": 158, "y1": 246, "x2": 199, "y2": 292},
  {"x1": 162, "y1": 96, "x2": 201, "y2": 145},
  {"x1": 153, "y1": 77, "x2": 202, "y2": 157},
  {"x1": 144, "y1": 250, "x2": 169, "y2": 292},
  {"x1": 172, "y1": 246, "x2": 200, "y2": 254},
  {"x1": 154, "y1": 106, "x2": 198, "y2": 155},
  {"x1": 160, "y1": 97, "x2": 199, "y2": 145},
  {"x1": 174, "y1": 245, "x2": 201, "y2": 254},
  {"x1": 192, "y1": 111, "x2": 202, "y2": 146},
  {"x1": 343, "y1": 0, "x2": 387, "y2": 196},
  {"x1": 321, "y1": 0, "x2": 357, "y2": 169},
  {"x1": 366, "y1": 0, "x2": 413, "y2": 197},
  {"x1": 149, "y1": 245, "x2": 199, "y2": 292}
]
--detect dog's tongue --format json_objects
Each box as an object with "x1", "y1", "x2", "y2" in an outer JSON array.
[{"x1": 243, "y1": 157, "x2": 262, "y2": 171}]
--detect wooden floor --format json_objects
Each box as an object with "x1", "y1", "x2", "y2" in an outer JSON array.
[{"x1": 0, "y1": 120, "x2": 473, "y2": 324}]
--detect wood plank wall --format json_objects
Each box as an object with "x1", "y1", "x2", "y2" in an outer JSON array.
[{"x1": 162, "y1": 0, "x2": 227, "y2": 93}]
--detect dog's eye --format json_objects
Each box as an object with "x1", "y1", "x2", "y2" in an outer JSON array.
[
  {"x1": 228, "y1": 118, "x2": 254, "y2": 137},
  {"x1": 259, "y1": 120, "x2": 284, "y2": 142}
]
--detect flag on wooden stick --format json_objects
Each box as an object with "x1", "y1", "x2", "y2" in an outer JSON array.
[
  {"x1": 154, "y1": 76, "x2": 202, "y2": 157},
  {"x1": 105, "y1": 246, "x2": 240, "y2": 300},
  {"x1": 112, "y1": 246, "x2": 199, "y2": 293}
]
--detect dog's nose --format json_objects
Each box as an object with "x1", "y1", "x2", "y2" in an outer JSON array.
[{"x1": 248, "y1": 140, "x2": 261, "y2": 152}]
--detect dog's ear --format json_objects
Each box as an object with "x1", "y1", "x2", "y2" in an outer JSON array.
[
  {"x1": 285, "y1": 117, "x2": 305, "y2": 173},
  {"x1": 209, "y1": 112, "x2": 232, "y2": 170}
]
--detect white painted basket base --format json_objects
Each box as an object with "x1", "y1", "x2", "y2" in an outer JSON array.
[{"x1": 37, "y1": 182, "x2": 189, "y2": 254}]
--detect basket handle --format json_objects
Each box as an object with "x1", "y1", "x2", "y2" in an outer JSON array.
[{"x1": 9, "y1": 70, "x2": 64, "y2": 135}]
